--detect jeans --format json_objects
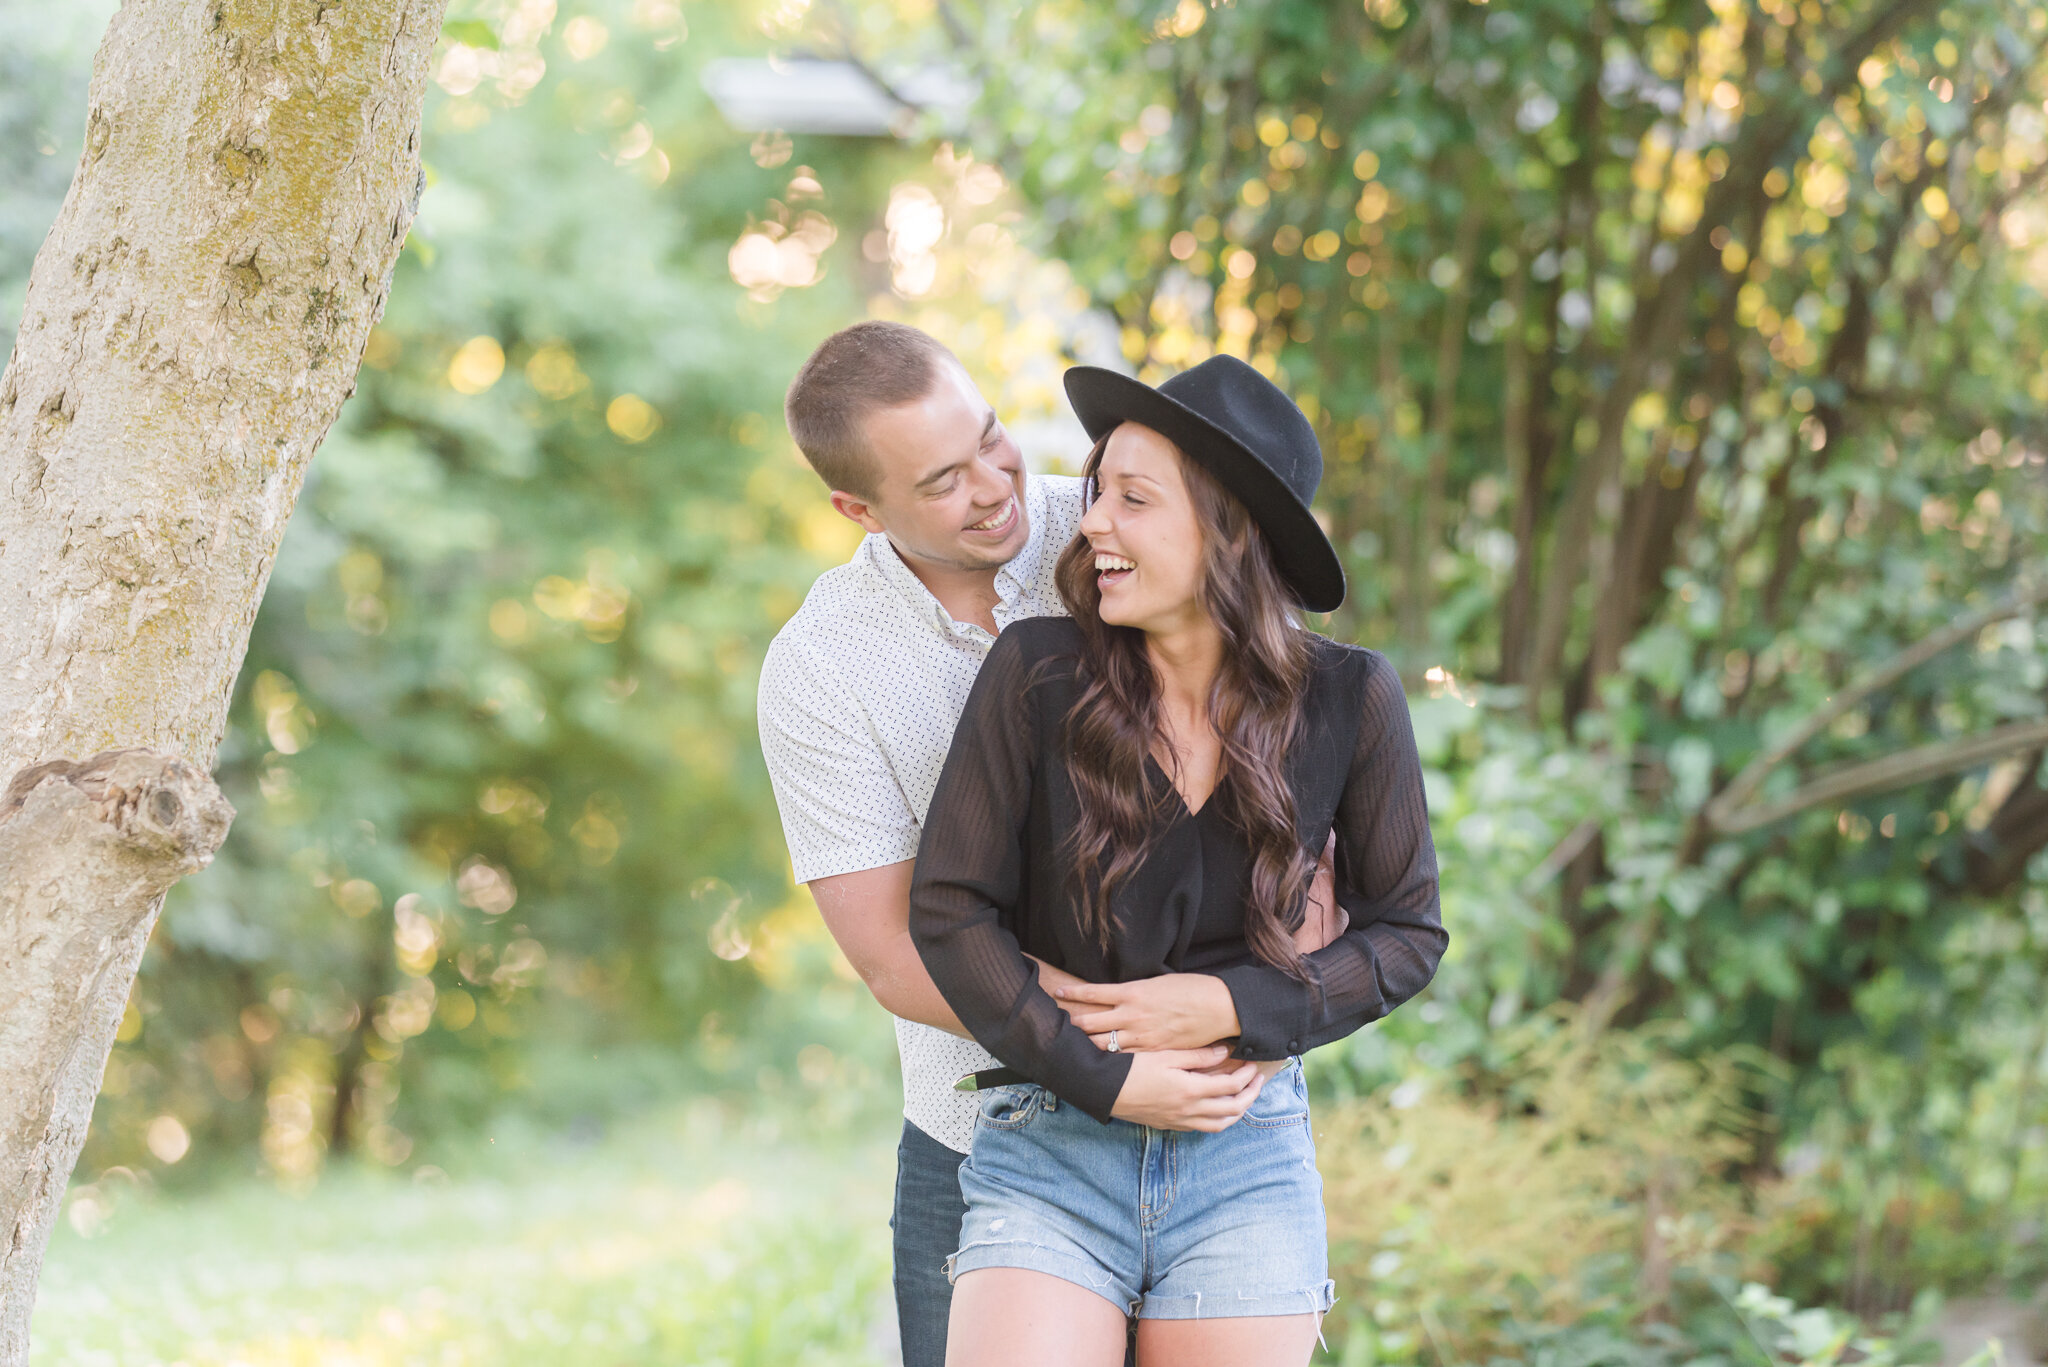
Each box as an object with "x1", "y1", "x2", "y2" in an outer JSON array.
[
  {"x1": 892, "y1": 1119, "x2": 967, "y2": 1367},
  {"x1": 892, "y1": 1117, "x2": 1141, "y2": 1367}
]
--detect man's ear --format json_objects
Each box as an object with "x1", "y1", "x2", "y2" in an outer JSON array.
[{"x1": 830, "y1": 489, "x2": 887, "y2": 535}]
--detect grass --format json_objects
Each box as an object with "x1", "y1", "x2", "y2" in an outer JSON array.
[{"x1": 29, "y1": 1096, "x2": 898, "y2": 1367}]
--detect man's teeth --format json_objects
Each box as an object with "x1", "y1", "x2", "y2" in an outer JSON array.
[
  {"x1": 1094, "y1": 554, "x2": 1136, "y2": 572},
  {"x1": 968, "y1": 501, "x2": 1014, "y2": 531}
]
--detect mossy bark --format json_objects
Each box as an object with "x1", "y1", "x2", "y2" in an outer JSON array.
[{"x1": 0, "y1": 0, "x2": 448, "y2": 1356}]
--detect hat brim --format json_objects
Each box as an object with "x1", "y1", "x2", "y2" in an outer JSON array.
[{"x1": 1064, "y1": 366, "x2": 1346, "y2": 614}]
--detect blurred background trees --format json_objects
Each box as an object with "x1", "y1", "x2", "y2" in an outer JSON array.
[
  {"x1": 10, "y1": 0, "x2": 919, "y2": 1190},
  {"x1": 8, "y1": 0, "x2": 2048, "y2": 1359},
  {"x1": 918, "y1": 0, "x2": 2048, "y2": 1316}
]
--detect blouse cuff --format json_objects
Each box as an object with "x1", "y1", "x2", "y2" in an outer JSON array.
[
  {"x1": 1208, "y1": 965, "x2": 1309, "y2": 1060},
  {"x1": 1048, "y1": 1038, "x2": 1135, "y2": 1124}
]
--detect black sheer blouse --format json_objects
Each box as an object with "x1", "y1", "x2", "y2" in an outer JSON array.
[{"x1": 909, "y1": 616, "x2": 1445, "y2": 1124}]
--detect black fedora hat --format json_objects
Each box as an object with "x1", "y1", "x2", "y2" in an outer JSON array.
[{"x1": 1063, "y1": 354, "x2": 1346, "y2": 614}]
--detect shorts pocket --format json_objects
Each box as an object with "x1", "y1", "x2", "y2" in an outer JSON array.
[
  {"x1": 975, "y1": 1084, "x2": 1044, "y2": 1132},
  {"x1": 1242, "y1": 1061, "x2": 1309, "y2": 1130}
]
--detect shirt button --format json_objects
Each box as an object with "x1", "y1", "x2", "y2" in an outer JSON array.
[{"x1": 1288, "y1": 1041, "x2": 1300, "y2": 1051}]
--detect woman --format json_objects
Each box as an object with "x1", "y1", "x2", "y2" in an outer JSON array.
[{"x1": 909, "y1": 355, "x2": 1445, "y2": 1367}]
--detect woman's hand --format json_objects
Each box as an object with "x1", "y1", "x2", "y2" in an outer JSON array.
[
  {"x1": 1057, "y1": 973, "x2": 1242, "y2": 1054},
  {"x1": 1055, "y1": 834, "x2": 1343, "y2": 1051},
  {"x1": 1109, "y1": 1046, "x2": 1266, "y2": 1131}
]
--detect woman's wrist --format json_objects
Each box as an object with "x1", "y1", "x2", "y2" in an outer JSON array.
[{"x1": 1196, "y1": 972, "x2": 1243, "y2": 1042}]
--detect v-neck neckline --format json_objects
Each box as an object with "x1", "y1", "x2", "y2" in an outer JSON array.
[{"x1": 1145, "y1": 751, "x2": 1214, "y2": 819}]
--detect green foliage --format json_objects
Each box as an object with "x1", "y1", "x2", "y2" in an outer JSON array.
[
  {"x1": 1319, "y1": 1009, "x2": 1776, "y2": 1358},
  {"x1": 0, "y1": 0, "x2": 115, "y2": 339},
  {"x1": 912, "y1": 0, "x2": 2048, "y2": 1302},
  {"x1": 1446, "y1": 1282, "x2": 1943, "y2": 1367},
  {"x1": 57, "y1": 0, "x2": 919, "y2": 1185},
  {"x1": 8, "y1": 0, "x2": 2048, "y2": 1331}
]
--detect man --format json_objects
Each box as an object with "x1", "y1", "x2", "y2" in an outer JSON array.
[{"x1": 757, "y1": 322, "x2": 1321, "y2": 1367}]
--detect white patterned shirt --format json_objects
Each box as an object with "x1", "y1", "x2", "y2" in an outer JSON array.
[{"x1": 758, "y1": 473, "x2": 1086, "y2": 1153}]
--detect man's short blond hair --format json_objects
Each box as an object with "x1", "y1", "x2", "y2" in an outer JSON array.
[{"x1": 784, "y1": 321, "x2": 959, "y2": 500}]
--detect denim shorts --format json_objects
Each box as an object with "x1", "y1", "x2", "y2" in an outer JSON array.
[{"x1": 944, "y1": 1058, "x2": 1335, "y2": 1321}]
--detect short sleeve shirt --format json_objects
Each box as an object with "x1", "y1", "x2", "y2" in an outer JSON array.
[{"x1": 758, "y1": 473, "x2": 1085, "y2": 1152}]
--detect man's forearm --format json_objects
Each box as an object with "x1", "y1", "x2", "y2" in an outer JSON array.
[
  {"x1": 864, "y1": 930, "x2": 973, "y2": 1038},
  {"x1": 806, "y1": 863, "x2": 975, "y2": 1039}
]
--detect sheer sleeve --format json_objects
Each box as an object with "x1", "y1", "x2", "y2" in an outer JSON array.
[
  {"x1": 1214, "y1": 651, "x2": 1447, "y2": 1058},
  {"x1": 909, "y1": 624, "x2": 1134, "y2": 1123}
]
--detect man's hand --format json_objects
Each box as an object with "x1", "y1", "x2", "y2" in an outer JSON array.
[
  {"x1": 1053, "y1": 835, "x2": 1346, "y2": 1056},
  {"x1": 1025, "y1": 953, "x2": 1089, "y2": 998},
  {"x1": 1300, "y1": 828, "x2": 1347, "y2": 951},
  {"x1": 1191, "y1": 1052, "x2": 1292, "y2": 1080},
  {"x1": 1109, "y1": 1046, "x2": 1266, "y2": 1131}
]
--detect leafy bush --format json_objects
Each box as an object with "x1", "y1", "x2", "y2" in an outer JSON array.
[{"x1": 1318, "y1": 1010, "x2": 1779, "y2": 1359}]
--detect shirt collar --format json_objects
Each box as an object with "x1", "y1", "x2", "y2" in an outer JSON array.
[
  {"x1": 994, "y1": 474, "x2": 1051, "y2": 599},
  {"x1": 863, "y1": 474, "x2": 1048, "y2": 634}
]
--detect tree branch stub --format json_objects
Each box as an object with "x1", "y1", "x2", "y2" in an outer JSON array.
[{"x1": 0, "y1": 750, "x2": 233, "y2": 1361}]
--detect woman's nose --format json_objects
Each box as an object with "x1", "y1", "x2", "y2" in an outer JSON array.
[{"x1": 1081, "y1": 489, "x2": 1114, "y2": 536}]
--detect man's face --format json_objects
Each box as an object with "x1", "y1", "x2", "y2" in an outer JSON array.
[{"x1": 832, "y1": 362, "x2": 1029, "y2": 573}]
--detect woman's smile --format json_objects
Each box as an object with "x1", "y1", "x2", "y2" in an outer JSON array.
[
  {"x1": 1094, "y1": 550, "x2": 1135, "y2": 590},
  {"x1": 1076, "y1": 424, "x2": 1208, "y2": 632}
]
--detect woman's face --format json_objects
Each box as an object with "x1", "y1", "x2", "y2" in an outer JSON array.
[{"x1": 1077, "y1": 423, "x2": 1209, "y2": 635}]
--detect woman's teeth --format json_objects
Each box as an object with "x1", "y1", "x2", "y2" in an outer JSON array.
[
  {"x1": 968, "y1": 499, "x2": 1017, "y2": 533},
  {"x1": 1095, "y1": 553, "x2": 1135, "y2": 587}
]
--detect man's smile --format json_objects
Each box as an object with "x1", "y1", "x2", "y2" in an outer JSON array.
[{"x1": 965, "y1": 497, "x2": 1019, "y2": 536}]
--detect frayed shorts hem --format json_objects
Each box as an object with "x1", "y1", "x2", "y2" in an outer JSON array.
[
  {"x1": 944, "y1": 1238, "x2": 1136, "y2": 1316},
  {"x1": 1139, "y1": 1280, "x2": 1337, "y2": 1321},
  {"x1": 944, "y1": 1241, "x2": 1335, "y2": 1322}
]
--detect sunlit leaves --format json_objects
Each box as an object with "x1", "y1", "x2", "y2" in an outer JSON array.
[
  {"x1": 448, "y1": 334, "x2": 506, "y2": 393},
  {"x1": 65, "y1": 0, "x2": 943, "y2": 1188},
  {"x1": 524, "y1": 342, "x2": 587, "y2": 399},
  {"x1": 604, "y1": 392, "x2": 661, "y2": 443},
  {"x1": 947, "y1": 0, "x2": 2048, "y2": 1284},
  {"x1": 728, "y1": 212, "x2": 838, "y2": 297}
]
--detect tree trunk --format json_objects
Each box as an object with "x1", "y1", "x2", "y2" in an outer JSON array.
[
  {"x1": 0, "y1": 0, "x2": 447, "y2": 1354},
  {"x1": 1498, "y1": 257, "x2": 1561, "y2": 686},
  {"x1": 0, "y1": 752, "x2": 234, "y2": 1358},
  {"x1": 1414, "y1": 200, "x2": 1482, "y2": 652}
]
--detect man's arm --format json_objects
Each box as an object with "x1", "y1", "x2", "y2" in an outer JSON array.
[
  {"x1": 1052, "y1": 833, "x2": 1345, "y2": 1054},
  {"x1": 808, "y1": 860, "x2": 1091, "y2": 1038},
  {"x1": 809, "y1": 861, "x2": 967, "y2": 1036},
  {"x1": 759, "y1": 633, "x2": 957, "y2": 1031}
]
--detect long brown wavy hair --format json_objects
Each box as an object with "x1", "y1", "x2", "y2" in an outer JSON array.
[{"x1": 1052, "y1": 430, "x2": 1320, "y2": 981}]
